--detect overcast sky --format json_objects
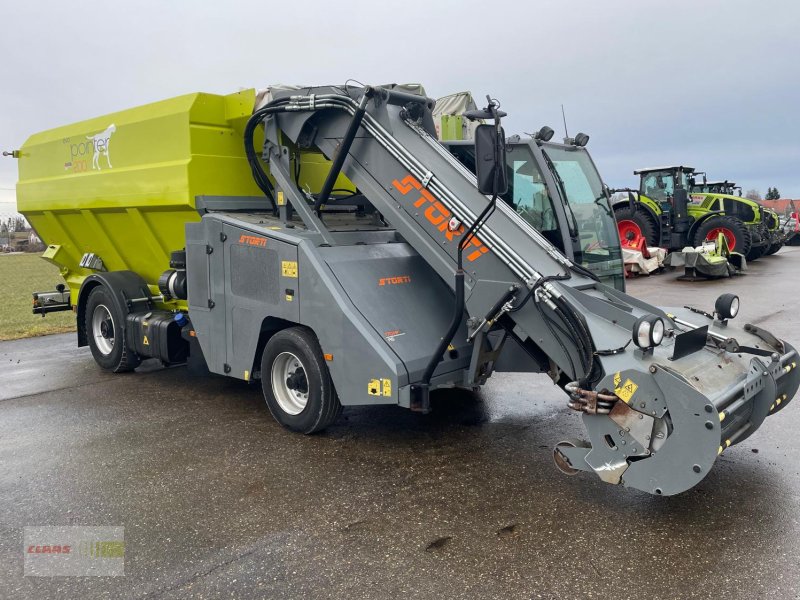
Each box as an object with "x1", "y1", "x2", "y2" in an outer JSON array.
[{"x1": 1, "y1": 0, "x2": 798, "y2": 215}]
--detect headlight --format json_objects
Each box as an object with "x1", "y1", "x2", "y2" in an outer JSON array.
[
  {"x1": 633, "y1": 314, "x2": 665, "y2": 348},
  {"x1": 715, "y1": 293, "x2": 740, "y2": 320}
]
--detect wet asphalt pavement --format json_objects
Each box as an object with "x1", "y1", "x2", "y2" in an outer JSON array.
[{"x1": 2, "y1": 249, "x2": 800, "y2": 599}]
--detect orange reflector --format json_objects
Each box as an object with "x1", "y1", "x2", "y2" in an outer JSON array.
[
  {"x1": 324, "y1": 353, "x2": 333, "y2": 361},
  {"x1": 189, "y1": 330, "x2": 196, "y2": 337}
]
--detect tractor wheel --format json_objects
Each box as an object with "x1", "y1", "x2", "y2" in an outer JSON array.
[
  {"x1": 765, "y1": 242, "x2": 783, "y2": 256},
  {"x1": 260, "y1": 327, "x2": 342, "y2": 434},
  {"x1": 746, "y1": 243, "x2": 767, "y2": 262},
  {"x1": 692, "y1": 215, "x2": 751, "y2": 255},
  {"x1": 614, "y1": 205, "x2": 659, "y2": 248}
]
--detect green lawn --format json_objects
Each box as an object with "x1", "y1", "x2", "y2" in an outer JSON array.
[{"x1": 0, "y1": 253, "x2": 76, "y2": 341}]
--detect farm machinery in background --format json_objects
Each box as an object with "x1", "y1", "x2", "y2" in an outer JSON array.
[{"x1": 690, "y1": 178, "x2": 784, "y2": 256}]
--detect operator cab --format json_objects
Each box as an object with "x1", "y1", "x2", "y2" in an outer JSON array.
[
  {"x1": 443, "y1": 137, "x2": 624, "y2": 291},
  {"x1": 635, "y1": 165, "x2": 697, "y2": 207},
  {"x1": 691, "y1": 180, "x2": 742, "y2": 196}
]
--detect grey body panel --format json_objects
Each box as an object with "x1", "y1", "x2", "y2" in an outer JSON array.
[{"x1": 187, "y1": 212, "x2": 472, "y2": 407}]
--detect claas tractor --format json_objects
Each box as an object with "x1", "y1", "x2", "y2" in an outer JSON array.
[
  {"x1": 690, "y1": 179, "x2": 783, "y2": 257},
  {"x1": 613, "y1": 166, "x2": 768, "y2": 262}
]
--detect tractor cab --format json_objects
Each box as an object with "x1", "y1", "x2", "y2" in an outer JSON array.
[
  {"x1": 443, "y1": 133, "x2": 624, "y2": 291},
  {"x1": 691, "y1": 179, "x2": 742, "y2": 196}
]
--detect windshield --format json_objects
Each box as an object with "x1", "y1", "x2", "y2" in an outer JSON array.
[{"x1": 542, "y1": 145, "x2": 623, "y2": 282}]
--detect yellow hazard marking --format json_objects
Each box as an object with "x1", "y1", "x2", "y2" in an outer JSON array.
[
  {"x1": 614, "y1": 378, "x2": 638, "y2": 403},
  {"x1": 719, "y1": 412, "x2": 726, "y2": 422},
  {"x1": 244, "y1": 370, "x2": 250, "y2": 381},
  {"x1": 770, "y1": 404, "x2": 775, "y2": 412},
  {"x1": 142, "y1": 335, "x2": 149, "y2": 346},
  {"x1": 277, "y1": 191, "x2": 286, "y2": 206},
  {"x1": 447, "y1": 344, "x2": 456, "y2": 351},
  {"x1": 281, "y1": 261, "x2": 298, "y2": 278},
  {"x1": 613, "y1": 372, "x2": 621, "y2": 387},
  {"x1": 368, "y1": 379, "x2": 381, "y2": 396},
  {"x1": 718, "y1": 446, "x2": 723, "y2": 455},
  {"x1": 368, "y1": 378, "x2": 392, "y2": 397}
]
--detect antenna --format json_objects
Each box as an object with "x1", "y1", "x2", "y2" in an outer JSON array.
[{"x1": 561, "y1": 104, "x2": 569, "y2": 138}]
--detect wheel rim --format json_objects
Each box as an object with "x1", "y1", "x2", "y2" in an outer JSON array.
[
  {"x1": 91, "y1": 304, "x2": 115, "y2": 356},
  {"x1": 617, "y1": 219, "x2": 643, "y2": 245},
  {"x1": 271, "y1": 351, "x2": 309, "y2": 415},
  {"x1": 705, "y1": 227, "x2": 736, "y2": 250}
]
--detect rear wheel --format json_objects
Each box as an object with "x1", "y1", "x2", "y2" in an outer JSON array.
[
  {"x1": 693, "y1": 215, "x2": 751, "y2": 255},
  {"x1": 614, "y1": 205, "x2": 659, "y2": 247},
  {"x1": 260, "y1": 327, "x2": 342, "y2": 434},
  {"x1": 84, "y1": 285, "x2": 140, "y2": 372},
  {"x1": 746, "y1": 243, "x2": 767, "y2": 262}
]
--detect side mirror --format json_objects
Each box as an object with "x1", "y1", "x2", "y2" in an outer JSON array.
[
  {"x1": 628, "y1": 191, "x2": 637, "y2": 212},
  {"x1": 688, "y1": 176, "x2": 695, "y2": 188},
  {"x1": 473, "y1": 123, "x2": 508, "y2": 196}
]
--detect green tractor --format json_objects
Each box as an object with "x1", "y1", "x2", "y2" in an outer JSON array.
[
  {"x1": 612, "y1": 166, "x2": 768, "y2": 261},
  {"x1": 690, "y1": 179, "x2": 783, "y2": 256}
]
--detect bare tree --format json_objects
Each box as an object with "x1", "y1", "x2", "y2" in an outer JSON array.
[{"x1": 745, "y1": 189, "x2": 762, "y2": 201}]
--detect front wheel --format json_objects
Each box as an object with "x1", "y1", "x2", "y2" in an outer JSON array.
[
  {"x1": 260, "y1": 327, "x2": 342, "y2": 434},
  {"x1": 692, "y1": 215, "x2": 751, "y2": 255},
  {"x1": 84, "y1": 285, "x2": 140, "y2": 372},
  {"x1": 614, "y1": 205, "x2": 659, "y2": 248}
]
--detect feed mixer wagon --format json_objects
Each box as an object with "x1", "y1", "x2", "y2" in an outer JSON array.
[{"x1": 11, "y1": 84, "x2": 799, "y2": 496}]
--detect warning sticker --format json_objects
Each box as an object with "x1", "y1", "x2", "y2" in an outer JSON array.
[
  {"x1": 615, "y1": 378, "x2": 638, "y2": 403},
  {"x1": 281, "y1": 261, "x2": 298, "y2": 278},
  {"x1": 613, "y1": 372, "x2": 621, "y2": 387},
  {"x1": 368, "y1": 378, "x2": 393, "y2": 397}
]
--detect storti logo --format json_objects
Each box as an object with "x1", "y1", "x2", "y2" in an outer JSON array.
[{"x1": 391, "y1": 175, "x2": 489, "y2": 262}]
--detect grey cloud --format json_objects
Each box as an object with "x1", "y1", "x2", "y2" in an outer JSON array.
[{"x1": 1, "y1": 0, "x2": 798, "y2": 208}]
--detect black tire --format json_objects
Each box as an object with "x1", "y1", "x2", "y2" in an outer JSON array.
[
  {"x1": 765, "y1": 242, "x2": 782, "y2": 256},
  {"x1": 84, "y1": 285, "x2": 141, "y2": 372},
  {"x1": 692, "y1": 215, "x2": 751, "y2": 256},
  {"x1": 260, "y1": 327, "x2": 342, "y2": 434},
  {"x1": 746, "y1": 244, "x2": 767, "y2": 261},
  {"x1": 614, "y1": 205, "x2": 659, "y2": 247}
]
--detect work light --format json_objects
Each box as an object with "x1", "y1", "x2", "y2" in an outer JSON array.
[
  {"x1": 714, "y1": 294, "x2": 740, "y2": 320},
  {"x1": 633, "y1": 314, "x2": 665, "y2": 349}
]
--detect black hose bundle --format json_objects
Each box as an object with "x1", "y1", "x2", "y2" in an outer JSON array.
[{"x1": 243, "y1": 98, "x2": 292, "y2": 210}]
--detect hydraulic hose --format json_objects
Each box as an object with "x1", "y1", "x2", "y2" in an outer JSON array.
[{"x1": 243, "y1": 98, "x2": 292, "y2": 207}]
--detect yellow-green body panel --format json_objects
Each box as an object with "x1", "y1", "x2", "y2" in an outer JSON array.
[{"x1": 16, "y1": 89, "x2": 352, "y2": 305}]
